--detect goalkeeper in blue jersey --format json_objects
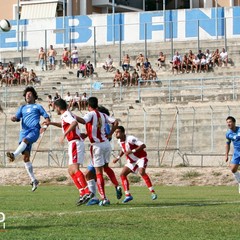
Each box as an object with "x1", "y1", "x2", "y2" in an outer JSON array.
[
  {"x1": 6, "y1": 87, "x2": 50, "y2": 191},
  {"x1": 225, "y1": 116, "x2": 240, "y2": 193}
]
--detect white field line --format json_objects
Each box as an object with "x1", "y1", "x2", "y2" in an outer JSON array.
[{"x1": 7, "y1": 200, "x2": 240, "y2": 219}]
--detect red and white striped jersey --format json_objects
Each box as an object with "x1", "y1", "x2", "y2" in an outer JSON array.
[
  {"x1": 118, "y1": 135, "x2": 147, "y2": 163},
  {"x1": 61, "y1": 110, "x2": 83, "y2": 142},
  {"x1": 83, "y1": 110, "x2": 115, "y2": 143}
]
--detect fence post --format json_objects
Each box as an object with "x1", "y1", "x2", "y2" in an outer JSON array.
[
  {"x1": 119, "y1": 82, "x2": 122, "y2": 101},
  {"x1": 138, "y1": 80, "x2": 141, "y2": 101},
  {"x1": 227, "y1": 105, "x2": 231, "y2": 116},
  {"x1": 191, "y1": 107, "x2": 196, "y2": 152},
  {"x1": 210, "y1": 105, "x2": 214, "y2": 152},
  {"x1": 232, "y1": 77, "x2": 235, "y2": 100},
  {"x1": 3, "y1": 111, "x2": 7, "y2": 166},
  {"x1": 157, "y1": 108, "x2": 162, "y2": 167},
  {"x1": 126, "y1": 108, "x2": 130, "y2": 135},
  {"x1": 197, "y1": 20, "x2": 200, "y2": 51},
  {"x1": 144, "y1": 23, "x2": 147, "y2": 58},
  {"x1": 168, "y1": 79, "x2": 171, "y2": 102},
  {"x1": 201, "y1": 78, "x2": 203, "y2": 101},
  {"x1": 69, "y1": 28, "x2": 72, "y2": 54},
  {"x1": 93, "y1": 26, "x2": 97, "y2": 68},
  {"x1": 176, "y1": 107, "x2": 179, "y2": 149},
  {"x1": 143, "y1": 108, "x2": 147, "y2": 144}
]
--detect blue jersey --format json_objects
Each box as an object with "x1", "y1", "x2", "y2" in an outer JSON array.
[
  {"x1": 15, "y1": 104, "x2": 49, "y2": 131},
  {"x1": 226, "y1": 126, "x2": 240, "y2": 157}
]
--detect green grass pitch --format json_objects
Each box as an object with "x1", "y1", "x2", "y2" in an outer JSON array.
[{"x1": 0, "y1": 185, "x2": 240, "y2": 240}]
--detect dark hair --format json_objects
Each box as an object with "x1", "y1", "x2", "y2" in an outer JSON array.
[
  {"x1": 98, "y1": 105, "x2": 110, "y2": 116},
  {"x1": 117, "y1": 126, "x2": 125, "y2": 133},
  {"x1": 226, "y1": 116, "x2": 236, "y2": 123},
  {"x1": 48, "y1": 95, "x2": 52, "y2": 98},
  {"x1": 54, "y1": 99, "x2": 67, "y2": 110},
  {"x1": 88, "y1": 97, "x2": 98, "y2": 109},
  {"x1": 23, "y1": 86, "x2": 38, "y2": 101}
]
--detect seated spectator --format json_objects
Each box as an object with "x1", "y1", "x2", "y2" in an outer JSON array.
[
  {"x1": 181, "y1": 54, "x2": 189, "y2": 73},
  {"x1": 157, "y1": 52, "x2": 166, "y2": 69},
  {"x1": 62, "y1": 47, "x2": 70, "y2": 68},
  {"x1": 13, "y1": 70, "x2": 21, "y2": 85},
  {"x1": 191, "y1": 56, "x2": 200, "y2": 73},
  {"x1": 64, "y1": 92, "x2": 73, "y2": 109},
  {"x1": 140, "y1": 67, "x2": 148, "y2": 83},
  {"x1": 72, "y1": 92, "x2": 81, "y2": 111},
  {"x1": 86, "y1": 61, "x2": 94, "y2": 76},
  {"x1": 219, "y1": 48, "x2": 228, "y2": 67},
  {"x1": 77, "y1": 62, "x2": 87, "y2": 78},
  {"x1": 21, "y1": 68, "x2": 29, "y2": 85},
  {"x1": 197, "y1": 50, "x2": 205, "y2": 61},
  {"x1": 143, "y1": 58, "x2": 151, "y2": 71},
  {"x1": 103, "y1": 54, "x2": 113, "y2": 72},
  {"x1": 205, "y1": 49, "x2": 212, "y2": 66},
  {"x1": 122, "y1": 54, "x2": 130, "y2": 71},
  {"x1": 16, "y1": 60, "x2": 24, "y2": 72},
  {"x1": 212, "y1": 49, "x2": 220, "y2": 66},
  {"x1": 0, "y1": 70, "x2": 8, "y2": 87},
  {"x1": 29, "y1": 69, "x2": 38, "y2": 85},
  {"x1": 113, "y1": 69, "x2": 122, "y2": 87},
  {"x1": 71, "y1": 46, "x2": 79, "y2": 69},
  {"x1": 122, "y1": 69, "x2": 131, "y2": 86},
  {"x1": 147, "y1": 67, "x2": 157, "y2": 83},
  {"x1": 135, "y1": 53, "x2": 144, "y2": 71},
  {"x1": 7, "y1": 61, "x2": 15, "y2": 74},
  {"x1": 48, "y1": 95, "x2": 54, "y2": 112},
  {"x1": 200, "y1": 55, "x2": 209, "y2": 72},
  {"x1": 187, "y1": 50, "x2": 195, "y2": 67},
  {"x1": 81, "y1": 92, "x2": 88, "y2": 111},
  {"x1": 131, "y1": 69, "x2": 139, "y2": 86},
  {"x1": 172, "y1": 51, "x2": 182, "y2": 74},
  {"x1": 52, "y1": 92, "x2": 61, "y2": 111}
]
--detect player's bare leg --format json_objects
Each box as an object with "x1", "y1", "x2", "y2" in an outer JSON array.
[
  {"x1": 139, "y1": 168, "x2": 157, "y2": 200},
  {"x1": 120, "y1": 166, "x2": 133, "y2": 203},
  {"x1": 230, "y1": 163, "x2": 240, "y2": 193},
  {"x1": 68, "y1": 163, "x2": 93, "y2": 206}
]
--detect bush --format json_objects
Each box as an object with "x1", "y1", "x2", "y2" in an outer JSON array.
[
  {"x1": 181, "y1": 170, "x2": 201, "y2": 180},
  {"x1": 129, "y1": 175, "x2": 141, "y2": 183},
  {"x1": 56, "y1": 176, "x2": 68, "y2": 182}
]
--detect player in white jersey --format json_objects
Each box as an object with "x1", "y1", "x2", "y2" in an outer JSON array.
[
  {"x1": 113, "y1": 126, "x2": 157, "y2": 203},
  {"x1": 44, "y1": 99, "x2": 93, "y2": 206},
  {"x1": 76, "y1": 97, "x2": 119, "y2": 206}
]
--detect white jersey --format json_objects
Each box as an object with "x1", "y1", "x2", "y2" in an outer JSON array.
[
  {"x1": 220, "y1": 51, "x2": 228, "y2": 60},
  {"x1": 71, "y1": 49, "x2": 78, "y2": 59},
  {"x1": 83, "y1": 110, "x2": 115, "y2": 143},
  {"x1": 64, "y1": 95, "x2": 73, "y2": 102}
]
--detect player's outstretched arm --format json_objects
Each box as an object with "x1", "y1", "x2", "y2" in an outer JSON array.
[
  {"x1": 75, "y1": 115, "x2": 86, "y2": 124},
  {"x1": 108, "y1": 119, "x2": 119, "y2": 138},
  {"x1": 225, "y1": 143, "x2": 230, "y2": 162},
  {"x1": 43, "y1": 121, "x2": 62, "y2": 128},
  {"x1": 113, "y1": 150, "x2": 124, "y2": 163}
]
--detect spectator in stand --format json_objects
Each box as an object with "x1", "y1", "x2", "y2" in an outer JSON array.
[
  {"x1": 219, "y1": 48, "x2": 228, "y2": 67},
  {"x1": 21, "y1": 68, "x2": 29, "y2": 85},
  {"x1": 16, "y1": 60, "x2": 24, "y2": 72},
  {"x1": 191, "y1": 56, "x2": 200, "y2": 73},
  {"x1": 64, "y1": 92, "x2": 73, "y2": 109},
  {"x1": 131, "y1": 69, "x2": 139, "y2": 86},
  {"x1": 48, "y1": 95, "x2": 54, "y2": 112},
  {"x1": 187, "y1": 50, "x2": 195, "y2": 68},
  {"x1": 7, "y1": 61, "x2": 15, "y2": 74},
  {"x1": 172, "y1": 51, "x2": 182, "y2": 74},
  {"x1": 29, "y1": 69, "x2": 38, "y2": 85},
  {"x1": 157, "y1": 52, "x2": 166, "y2": 69},
  {"x1": 136, "y1": 53, "x2": 144, "y2": 71},
  {"x1": 72, "y1": 92, "x2": 81, "y2": 111},
  {"x1": 113, "y1": 69, "x2": 122, "y2": 87},
  {"x1": 200, "y1": 55, "x2": 209, "y2": 72},
  {"x1": 38, "y1": 47, "x2": 46, "y2": 71},
  {"x1": 54, "y1": 92, "x2": 61, "y2": 102},
  {"x1": 197, "y1": 50, "x2": 205, "y2": 61},
  {"x1": 48, "y1": 45, "x2": 57, "y2": 70},
  {"x1": 147, "y1": 67, "x2": 157, "y2": 83},
  {"x1": 122, "y1": 69, "x2": 131, "y2": 86},
  {"x1": 1, "y1": 70, "x2": 8, "y2": 87},
  {"x1": 103, "y1": 54, "x2": 114, "y2": 72},
  {"x1": 205, "y1": 49, "x2": 212, "y2": 66},
  {"x1": 86, "y1": 61, "x2": 94, "y2": 76},
  {"x1": 181, "y1": 54, "x2": 189, "y2": 73},
  {"x1": 122, "y1": 54, "x2": 131, "y2": 71},
  {"x1": 62, "y1": 47, "x2": 70, "y2": 68},
  {"x1": 80, "y1": 92, "x2": 88, "y2": 111},
  {"x1": 212, "y1": 49, "x2": 220, "y2": 66},
  {"x1": 77, "y1": 62, "x2": 87, "y2": 78},
  {"x1": 71, "y1": 46, "x2": 79, "y2": 69},
  {"x1": 140, "y1": 66, "x2": 148, "y2": 82},
  {"x1": 143, "y1": 58, "x2": 151, "y2": 71},
  {"x1": 13, "y1": 70, "x2": 21, "y2": 85},
  {"x1": 8, "y1": 71, "x2": 17, "y2": 87}
]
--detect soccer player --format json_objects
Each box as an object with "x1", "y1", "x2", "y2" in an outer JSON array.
[
  {"x1": 75, "y1": 97, "x2": 119, "y2": 206},
  {"x1": 44, "y1": 99, "x2": 93, "y2": 205},
  {"x1": 225, "y1": 116, "x2": 240, "y2": 193},
  {"x1": 6, "y1": 87, "x2": 50, "y2": 191},
  {"x1": 113, "y1": 126, "x2": 157, "y2": 203}
]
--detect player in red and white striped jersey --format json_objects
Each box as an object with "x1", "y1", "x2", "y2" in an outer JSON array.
[
  {"x1": 113, "y1": 126, "x2": 157, "y2": 203},
  {"x1": 76, "y1": 97, "x2": 119, "y2": 206},
  {"x1": 44, "y1": 99, "x2": 93, "y2": 206}
]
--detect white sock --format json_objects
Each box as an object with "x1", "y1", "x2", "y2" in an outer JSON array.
[
  {"x1": 233, "y1": 172, "x2": 240, "y2": 183},
  {"x1": 87, "y1": 179, "x2": 97, "y2": 199},
  {"x1": 24, "y1": 161, "x2": 36, "y2": 182},
  {"x1": 13, "y1": 142, "x2": 27, "y2": 157}
]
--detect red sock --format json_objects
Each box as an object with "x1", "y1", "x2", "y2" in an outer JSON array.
[
  {"x1": 104, "y1": 166, "x2": 119, "y2": 187},
  {"x1": 75, "y1": 170, "x2": 90, "y2": 194},
  {"x1": 96, "y1": 173, "x2": 106, "y2": 199},
  {"x1": 141, "y1": 174, "x2": 155, "y2": 193},
  {"x1": 70, "y1": 173, "x2": 84, "y2": 195},
  {"x1": 120, "y1": 175, "x2": 130, "y2": 196}
]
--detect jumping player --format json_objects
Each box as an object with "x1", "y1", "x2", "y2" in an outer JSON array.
[
  {"x1": 225, "y1": 116, "x2": 240, "y2": 193},
  {"x1": 6, "y1": 87, "x2": 50, "y2": 191},
  {"x1": 44, "y1": 99, "x2": 93, "y2": 205},
  {"x1": 113, "y1": 126, "x2": 157, "y2": 203},
  {"x1": 76, "y1": 97, "x2": 119, "y2": 206}
]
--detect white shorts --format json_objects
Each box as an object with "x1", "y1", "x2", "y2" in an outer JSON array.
[
  {"x1": 90, "y1": 141, "x2": 111, "y2": 167},
  {"x1": 125, "y1": 157, "x2": 148, "y2": 174},
  {"x1": 68, "y1": 140, "x2": 85, "y2": 165}
]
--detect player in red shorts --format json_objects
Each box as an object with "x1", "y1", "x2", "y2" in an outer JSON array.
[
  {"x1": 44, "y1": 99, "x2": 93, "y2": 206},
  {"x1": 113, "y1": 126, "x2": 157, "y2": 203}
]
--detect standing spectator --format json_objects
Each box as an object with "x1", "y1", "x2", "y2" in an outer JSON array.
[
  {"x1": 77, "y1": 62, "x2": 87, "y2": 78},
  {"x1": 48, "y1": 95, "x2": 54, "y2": 112},
  {"x1": 135, "y1": 53, "x2": 144, "y2": 71},
  {"x1": 172, "y1": 51, "x2": 182, "y2": 74},
  {"x1": 219, "y1": 48, "x2": 228, "y2": 67},
  {"x1": 103, "y1": 54, "x2": 114, "y2": 72},
  {"x1": 191, "y1": 56, "x2": 200, "y2": 73},
  {"x1": 48, "y1": 45, "x2": 57, "y2": 70},
  {"x1": 122, "y1": 69, "x2": 131, "y2": 86},
  {"x1": 113, "y1": 69, "x2": 122, "y2": 87},
  {"x1": 122, "y1": 54, "x2": 130, "y2": 71},
  {"x1": 143, "y1": 58, "x2": 151, "y2": 71},
  {"x1": 81, "y1": 92, "x2": 88, "y2": 111},
  {"x1": 62, "y1": 47, "x2": 70, "y2": 68},
  {"x1": 157, "y1": 52, "x2": 166, "y2": 69},
  {"x1": 38, "y1": 47, "x2": 46, "y2": 71},
  {"x1": 212, "y1": 49, "x2": 220, "y2": 66},
  {"x1": 71, "y1": 46, "x2": 79, "y2": 69},
  {"x1": 64, "y1": 92, "x2": 73, "y2": 109},
  {"x1": 131, "y1": 69, "x2": 139, "y2": 86},
  {"x1": 86, "y1": 61, "x2": 94, "y2": 76},
  {"x1": 72, "y1": 92, "x2": 81, "y2": 111}
]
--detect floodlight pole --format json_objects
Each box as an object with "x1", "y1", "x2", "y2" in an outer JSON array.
[{"x1": 17, "y1": 0, "x2": 20, "y2": 52}]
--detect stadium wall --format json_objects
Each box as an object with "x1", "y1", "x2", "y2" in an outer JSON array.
[{"x1": 0, "y1": 7, "x2": 240, "y2": 51}]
